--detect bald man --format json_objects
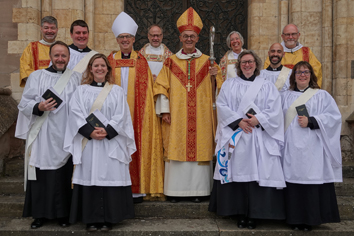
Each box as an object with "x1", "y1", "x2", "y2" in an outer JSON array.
[
  {"x1": 261, "y1": 43, "x2": 291, "y2": 93},
  {"x1": 263, "y1": 24, "x2": 322, "y2": 87}
]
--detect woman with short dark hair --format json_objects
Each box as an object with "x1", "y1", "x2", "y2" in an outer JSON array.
[{"x1": 209, "y1": 50, "x2": 286, "y2": 229}]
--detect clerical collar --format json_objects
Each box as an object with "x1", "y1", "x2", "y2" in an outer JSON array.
[
  {"x1": 40, "y1": 39, "x2": 55, "y2": 46},
  {"x1": 182, "y1": 49, "x2": 197, "y2": 55},
  {"x1": 294, "y1": 86, "x2": 310, "y2": 93},
  {"x1": 69, "y1": 44, "x2": 91, "y2": 53},
  {"x1": 266, "y1": 65, "x2": 283, "y2": 71},
  {"x1": 46, "y1": 66, "x2": 66, "y2": 74},
  {"x1": 240, "y1": 74, "x2": 256, "y2": 81},
  {"x1": 90, "y1": 81, "x2": 106, "y2": 87},
  {"x1": 121, "y1": 52, "x2": 131, "y2": 59}
]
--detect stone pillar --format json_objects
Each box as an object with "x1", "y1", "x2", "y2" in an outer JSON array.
[
  {"x1": 321, "y1": 0, "x2": 333, "y2": 92},
  {"x1": 289, "y1": 0, "x2": 323, "y2": 63},
  {"x1": 94, "y1": 0, "x2": 124, "y2": 56},
  {"x1": 248, "y1": 0, "x2": 280, "y2": 63},
  {"x1": 334, "y1": 0, "x2": 354, "y2": 136},
  {"x1": 8, "y1": 0, "x2": 41, "y2": 102}
]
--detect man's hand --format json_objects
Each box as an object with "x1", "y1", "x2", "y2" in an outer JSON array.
[
  {"x1": 239, "y1": 119, "x2": 253, "y2": 134},
  {"x1": 153, "y1": 74, "x2": 157, "y2": 82},
  {"x1": 209, "y1": 66, "x2": 218, "y2": 76},
  {"x1": 38, "y1": 98, "x2": 57, "y2": 111},
  {"x1": 162, "y1": 113, "x2": 171, "y2": 124},
  {"x1": 245, "y1": 114, "x2": 259, "y2": 127},
  {"x1": 298, "y1": 116, "x2": 308, "y2": 128},
  {"x1": 90, "y1": 127, "x2": 107, "y2": 140}
]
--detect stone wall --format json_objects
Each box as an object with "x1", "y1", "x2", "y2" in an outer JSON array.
[{"x1": 2, "y1": 0, "x2": 354, "y2": 159}]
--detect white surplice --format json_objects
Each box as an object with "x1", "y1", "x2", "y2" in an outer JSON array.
[
  {"x1": 64, "y1": 84, "x2": 136, "y2": 187},
  {"x1": 145, "y1": 44, "x2": 164, "y2": 76},
  {"x1": 260, "y1": 68, "x2": 291, "y2": 93},
  {"x1": 215, "y1": 76, "x2": 286, "y2": 188},
  {"x1": 15, "y1": 69, "x2": 81, "y2": 169},
  {"x1": 281, "y1": 89, "x2": 343, "y2": 184}
]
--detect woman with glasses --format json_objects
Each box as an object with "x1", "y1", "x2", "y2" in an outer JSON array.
[
  {"x1": 219, "y1": 31, "x2": 245, "y2": 81},
  {"x1": 281, "y1": 61, "x2": 342, "y2": 231},
  {"x1": 209, "y1": 50, "x2": 286, "y2": 229}
]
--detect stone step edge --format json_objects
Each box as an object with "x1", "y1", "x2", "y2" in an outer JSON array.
[{"x1": 0, "y1": 217, "x2": 353, "y2": 235}]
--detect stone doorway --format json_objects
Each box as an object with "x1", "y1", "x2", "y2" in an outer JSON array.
[{"x1": 124, "y1": 0, "x2": 248, "y2": 63}]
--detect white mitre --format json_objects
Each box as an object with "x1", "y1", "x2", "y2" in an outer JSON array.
[{"x1": 112, "y1": 12, "x2": 138, "y2": 37}]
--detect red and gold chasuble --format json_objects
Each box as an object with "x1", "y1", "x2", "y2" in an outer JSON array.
[
  {"x1": 107, "y1": 51, "x2": 164, "y2": 198},
  {"x1": 20, "y1": 41, "x2": 51, "y2": 87},
  {"x1": 154, "y1": 54, "x2": 223, "y2": 162}
]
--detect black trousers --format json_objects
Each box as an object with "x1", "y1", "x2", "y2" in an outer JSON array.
[
  {"x1": 23, "y1": 157, "x2": 73, "y2": 219},
  {"x1": 209, "y1": 180, "x2": 285, "y2": 220}
]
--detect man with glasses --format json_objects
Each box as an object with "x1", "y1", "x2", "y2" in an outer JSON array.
[
  {"x1": 154, "y1": 7, "x2": 222, "y2": 203},
  {"x1": 139, "y1": 25, "x2": 173, "y2": 82},
  {"x1": 108, "y1": 12, "x2": 164, "y2": 203},
  {"x1": 261, "y1": 43, "x2": 291, "y2": 93},
  {"x1": 263, "y1": 24, "x2": 322, "y2": 87}
]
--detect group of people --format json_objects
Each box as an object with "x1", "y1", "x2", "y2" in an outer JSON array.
[{"x1": 15, "y1": 7, "x2": 342, "y2": 232}]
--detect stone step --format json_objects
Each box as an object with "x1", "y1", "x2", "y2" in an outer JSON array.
[
  {"x1": 0, "y1": 217, "x2": 353, "y2": 236},
  {"x1": 1, "y1": 195, "x2": 354, "y2": 221},
  {"x1": 3, "y1": 156, "x2": 24, "y2": 178},
  {"x1": 1, "y1": 176, "x2": 353, "y2": 196},
  {"x1": 0, "y1": 177, "x2": 23, "y2": 195},
  {"x1": 343, "y1": 161, "x2": 354, "y2": 178},
  {"x1": 335, "y1": 178, "x2": 354, "y2": 196}
]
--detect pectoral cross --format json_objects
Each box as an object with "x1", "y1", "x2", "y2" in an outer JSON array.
[{"x1": 186, "y1": 81, "x2": 192, "y2": 92}]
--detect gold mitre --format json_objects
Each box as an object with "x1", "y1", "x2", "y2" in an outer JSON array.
[{"x1": 177, "y1": 7, "x2": 203, "y2": 35}]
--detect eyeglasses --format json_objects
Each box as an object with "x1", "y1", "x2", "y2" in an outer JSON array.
[
  {"x1": 282, "y1": 33, "x2": 299, "y2": 37},
  {"x1": 295, "y1": 70, "x2": 311, "y2": 76},
  {"x1": 240, "y1": 60, "x2": 255, "y2": 65},
  {"x1": 149, "y1": 34, "x2": 162, "y2": 38},
  {"x1": 182, "y1": 34, "x2": 197, "y2": 40},
  {"x1": 117, "y1": 35, "x2": 134, "y2": 39}
]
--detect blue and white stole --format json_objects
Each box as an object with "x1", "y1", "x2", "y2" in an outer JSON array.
[{"x1": 216, "y1": 77, "x2": 265, "y2": 184}]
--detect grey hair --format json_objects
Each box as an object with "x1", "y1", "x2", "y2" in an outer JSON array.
[
  {"x1": 235, "y1": 50, "x2": 262, "y2": 77},
  {"x1": 41, "y1": 16, "x2": 58, "y2": 28},
  {"x1": 226, "y1": 31, "x2": 244, "y2": 49}
]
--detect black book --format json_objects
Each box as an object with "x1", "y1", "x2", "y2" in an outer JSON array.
[
  {"x1": 86, "y1": 113, "x2": 105, "y2": 128},
  {"x1": 246, "y1": 108, "x2": 257, "y2": 118},
  {"x1": 42, "y1": 89, "x2": 63, "y2": 108},
  {"x1": 296, "y1": 104, "x2": 309, "y2": 117},
  {"x1": 246, "y1": 108, "x2": 260, "y2": 128}
]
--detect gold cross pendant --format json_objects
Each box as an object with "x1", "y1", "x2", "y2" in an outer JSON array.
[{"x1": 186, "y1": 81, "x2": 193, "y2": 92}]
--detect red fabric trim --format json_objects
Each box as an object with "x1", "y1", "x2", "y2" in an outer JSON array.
[
  {"x1": 186, "y1": 59, "x2": 197, "y2": 161},
  {"x1": 31, "y1": 42, "x2": 39, "y2": 71},
  {"x1": 131, "y1": 53, "x2": 149, "y2": 193},
  {"x1": 284, "y1": 64, "x2": 294, "y2": 69},
  {"x1": 115, "y1": 59, "x2": 136, "y2": 67},
  {"x1": 178, "y1": 25, "x2": 201, "y2": 35},
  {"x1": 39, "y1": 60, "x2": 50, "y2": 67},
  {"x1": 302, "y1": 47, "x2": 310, "y2": 62}
]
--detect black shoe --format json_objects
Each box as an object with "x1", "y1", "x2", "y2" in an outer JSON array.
[
  {"x1": 291, "y1": 224, "x2": 303, "y2": 230},
  {"x1": 101, "y1": 222, "x2": 112, "y2": 231},
  {"x1": 31, "y1": 218, "x2": 46, "y2": 229},
  {"x1": 191, "y1": 197, "x2": 201, "y2": 203},
  {"x1": 247, "y1": 219, "x2": 257, "y2": 229},
  {"x1": 303, "y1": 225, "x2": 312, "y2": 231},
  {"x1": 58, "y1": 217, "x2": 70, "y2": 227},
  {"x1": 86, "y1": 223, "x2": 98, "y2": 232},
  {"x1": 237, "y1": 217, "x2": 247, "y2": 228},
  {"x1": 133, "y1": 196, "x2": 144, "y2": 204},
  {"x1": 169, "y1": 197, "x2": 179, "y2": 203}
]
